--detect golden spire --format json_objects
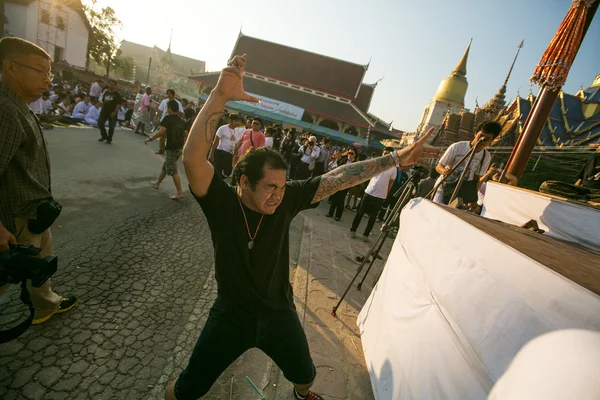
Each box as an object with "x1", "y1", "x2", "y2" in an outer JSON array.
[
  {"x1": 452, "y1": 38, "x2": 472, "y2": 78},
  {"x1": 432, "y1": 39, "x2": 472, "y2": 107}
]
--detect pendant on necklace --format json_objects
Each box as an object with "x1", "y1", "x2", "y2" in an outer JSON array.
[{"x1": 248, "y1": 241, "x2": 254, "y2": 250}]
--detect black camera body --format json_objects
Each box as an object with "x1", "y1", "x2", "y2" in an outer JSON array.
[{"x1": 0, "y1": 244, "x2": 57, "y2": 288}]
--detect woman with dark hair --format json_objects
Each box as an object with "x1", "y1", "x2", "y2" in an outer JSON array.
[{"x1": 326, "y1": 146, "x2": 358, "y2": 221}]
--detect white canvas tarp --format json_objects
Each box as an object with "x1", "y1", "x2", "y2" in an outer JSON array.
[
  {"x1": 357, "y1": 199, "x2": 600, "y2": 400},
  {"x1": 481, "y1": 182, "x2": 600, "y2": 251}
]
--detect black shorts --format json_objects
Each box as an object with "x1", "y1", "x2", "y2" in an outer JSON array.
[{"x1": 174, "y1": 298, "x2": 315, "y2": 400}]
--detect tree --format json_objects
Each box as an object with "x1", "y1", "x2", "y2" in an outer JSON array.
[
  {"x1": 84, "y1": 2, "x2": 122, "y2": 78},
  {"x1": 113, "y1": 55, "x2": 134, "y2": 80}
]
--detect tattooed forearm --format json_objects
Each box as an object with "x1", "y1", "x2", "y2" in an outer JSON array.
[
  {"x1": 312, "y1": 154, "x2": 396, "y2": 203},
  {"x1": 183, "y1": 92, "x2": 226, "y2": 162}
]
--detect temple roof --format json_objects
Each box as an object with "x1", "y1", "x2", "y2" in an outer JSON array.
[
  {"x1": 190, "y1": 73, "x2": 374, "y2": 128},
  {"x1": 355, "y1": 83, "x2": 377, "y2": 112},
  {"x1": 232, "y1": 33, "x2": 367, "y2": 99}
]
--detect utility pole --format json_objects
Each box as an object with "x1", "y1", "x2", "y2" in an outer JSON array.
[{"x1": 146, "y1": 57, "x2": 152, "y2": 87}]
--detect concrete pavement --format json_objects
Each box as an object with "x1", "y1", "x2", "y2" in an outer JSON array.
[{"x1": 0, "y1": 127, "x2": 390, "y2": 399}]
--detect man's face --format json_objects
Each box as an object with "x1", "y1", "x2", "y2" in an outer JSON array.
[
  {"x1": 347, "y1": 149, "x2": 357, "y2": 161},
  {"x1": 251, "y1": 121, "x2": 261, "y2": 131},
  {"x1": 146, "y1": 88, "x2": 152, "y2": 95},
  {"x1": 108, "y1": 81, "x2": 116, "y2": 91},
  {"x1": 243, "y1": 167, "x2": 287, "y2": 215},
  {"x1": 474, "y1": 130, "x2": 495, "y2": 151},
  {"x1": 96, "y1": 101, "x2": 102, "y2": 108},
  {"x1": 325, "y1": 142, "x2": 331, "y2": 150},
  {"x1": 42, "y1": 94, "x2": 49, "y2": 101},
  {"x1": 4, "y1": 54, "x2": 52, "y2": 100},
  {"x1": 167, "y1": 91, "x2": 174, "y2": 100}
]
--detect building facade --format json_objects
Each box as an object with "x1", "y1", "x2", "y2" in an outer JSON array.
[
  {"x1": 119, "y1": 40, "x2": 205, "y2": 98},
  {"x1": 4, "y1": 0, "x2": 90, "y2": 69},
  {"x1": 190, "y1": 32, "x2": 402, "y2": 144}
]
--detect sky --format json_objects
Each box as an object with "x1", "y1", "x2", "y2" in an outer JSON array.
[{"x1": 86, "y1": 0, "x2": 599, "y2": 132}]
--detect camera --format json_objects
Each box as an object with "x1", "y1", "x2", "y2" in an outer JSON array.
[
  {"x1": 0, "y1": 245, "x2": 58, "y2": 343},
  {"x1": 0, "y1": 244, "x2": 57, "y2": 288}
]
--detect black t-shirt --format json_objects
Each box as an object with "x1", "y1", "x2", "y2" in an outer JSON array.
[
  {"x1": 577, "y1": 154, "x2": 600, "y2": 189},
  {"x1": 160, "y1": 114, "x2": 187, "y2": 150},
  {"x1": 99, "y1": 90, "x2": 123, "y2": 116},
  {"x1": 193, "y1": 173, "x2": 321, "y2": 316}
]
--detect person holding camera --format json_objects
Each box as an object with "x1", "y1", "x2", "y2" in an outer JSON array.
[
  {"x1": 166, "y1": 53, "x2": 439, "y2": 400},
  {"x1": 0, "y1": 38, "x2": 77, "y2": 324},
  {"x1": 296, "y1": 136, "x2": 320, "y2": 180}
]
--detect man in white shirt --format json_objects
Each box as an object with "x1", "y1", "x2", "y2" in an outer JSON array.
[
  {"x1": 90, "y1": 79, "x2": 102, "y2": 101},
  {"x1": 156, "y1": 89, "x2": 184, "y2": 153},
  {"x1": 296, "y1": 136, "x2": 320, "y2": 179},
  {"x1": 350, "y1": 147, "x2": 397, "y2": 241},
  {"x1": 210, "y1": 114, "x2": 243, "y2": 178},
  {"x1": 72, "y1": 94, "x2": 91, "y2": 120},
  {"x1": 433, "y1": 121, "x2": 501, "y2": 205}
]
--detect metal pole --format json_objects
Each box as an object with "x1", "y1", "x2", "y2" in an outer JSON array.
[
  {"x1": 146, "y1": 57, "x2": 152, "y2": 86},
  {"x1": 425, "y1": 144, "x2": 479, "y2": 201},
  {"x1": 331, "y1": 174, "x2": 418, "y2": 317}
]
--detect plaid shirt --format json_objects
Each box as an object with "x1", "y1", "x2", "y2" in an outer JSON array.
[{"x1": 0, "y1": 84, "x2": 52, "y2": 234}]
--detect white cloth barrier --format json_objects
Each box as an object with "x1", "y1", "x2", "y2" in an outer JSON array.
[
  {"x1": 357, "y1": 199, "x2": 600, "y2": 400},
  {"x1": 481, "y1": 182, "x2": 600, "y2": 251}
]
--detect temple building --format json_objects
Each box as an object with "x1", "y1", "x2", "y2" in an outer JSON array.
[
  {"x1": 430, "y1": 74, "x2": 600, "y2": 149},
  {"x1": 119, "y1": 39, "x2": 205, "y2": 98},
  {"x1": 416, "y1": 40, "x2": 472, "y2": 140},
  {"x1": 190, "y1": 32, "x2": 402, "y2": 145}
]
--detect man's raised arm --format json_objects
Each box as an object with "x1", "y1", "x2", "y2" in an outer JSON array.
[
  {"x1": 312, "y1": 129, "x2": 441, "y2": 203},
  {"x1": 183, "y1": 54, "x2": 258, "y2": 197}
]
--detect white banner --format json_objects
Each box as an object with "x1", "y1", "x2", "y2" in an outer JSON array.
[{"x1": 239, "y1": 92, "x2": 305, "y2": 120}]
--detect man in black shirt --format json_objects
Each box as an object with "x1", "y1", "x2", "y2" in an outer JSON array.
[
  {"x1": 97, "y1": 79, "x2": 122, "y2": 144},
  {"x1": 145, "y1": 100, "x2": 187, "y2": 199},
  {"x1": 166, "y1": 54, "x2": 439, "y2": 400}
]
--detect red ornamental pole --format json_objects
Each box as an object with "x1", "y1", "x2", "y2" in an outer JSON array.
[{"x1": 505, "y1": 0, "x2": 598, "y2": 180}]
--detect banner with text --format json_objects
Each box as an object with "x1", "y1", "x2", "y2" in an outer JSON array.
[{"x1": 239, "y1": 93, "x2": 305, "y2": 120}]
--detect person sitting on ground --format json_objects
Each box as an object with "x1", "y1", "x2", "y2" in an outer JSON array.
[
  {"x1": 116, "y1": 100, "x2": 127, "y2": 126},
  {"x1": 72, "y1": 94, "x2": 91, "y2": 121},
  {"x1": 145, "y1": 99, "x2": 188, "y2": 199},
  {"x1": 85, "y1": 101, "x2": 102, "y2": 127},
  {"x1": 56, "y1": 93, "x2": 72, "y2": 116}
]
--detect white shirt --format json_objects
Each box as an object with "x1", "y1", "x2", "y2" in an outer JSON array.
[
  {"x1": 158, "y1": 99, "x2": 183, "y2": 120},
  {"x1": 117, "y1": 106, "x2": 126, "y2": 121},
  {"x1": 265, "y1": 137, "x2": 274, "y2": 148},
  {"x1": 215, "y1": 124, "x2": 238, "y2": 153},
  {"x1": 72, "y1": 101, "x2": 90, "y2": 119},
  {"x1": 299, "y1": 145, "x2": 320, "y2": 169},
  {"x1": 85, "y1": 106, "x2": 100, "y2": 123},
  {"x1": 433, "y1": 141, "x2": 491, "y2": 203},
  {"x1": 365, "y1": 167, "x2": 397, "y2": 199},
  {"x1": 41, "y1": 99, "x2": 53, "y2": 114},
  {"x1": 90, "y1": 82, "x2": 101, "y2": 97},
  {"x1": 29, "y1": 99, "x2": 44, "y2": 115}
]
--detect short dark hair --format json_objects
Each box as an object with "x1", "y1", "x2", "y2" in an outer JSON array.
[
  {"x1": 252, "y1": 117, "x2": 262, "y2": 126},
  {"x1": 233, "y1": 148, "x2": 288, "y2": 189},
  {"x1": 323, "y1": 137, "x2": 331, "y2": 145},
  {"x1": 0, "y1": 37, "x2": 52, "y2": 64},
  {"x1": 42, "y1": 91, "x2": 50, "y2": 97},
  {"x1": 384, "y1": 146, "x2": 394, "y2": 153},
  {"x1": 167, "y1": 89, "x2": 175, "y2": 96},
  {"x1": 265, "y1": 127, "x2": 275, "y2": 135},
  {"x1": 478, "y1": 121, "x2": 502, "y2": 139},
  {"x1": 229, "y1": 114, "x2": 241, "y2": 122},
  {"x1": 347, "y1": 146, "x2": 358, "y2": 154},
  {"x1": 167, "y1": 99, "x2": 179, "y2": 112},
  {"x1": 430, "y1": 168, "x2": 440, "y2": 179}
]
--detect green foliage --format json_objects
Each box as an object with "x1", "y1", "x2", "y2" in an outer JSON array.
[
  {"x1": 84, "y1": 2, "x2": 122, "y2": 77},
  {"x1": 113, "y1": 55, "x2": 135, "y2": 80}
]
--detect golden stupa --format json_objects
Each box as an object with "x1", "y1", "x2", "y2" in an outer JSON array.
[{"x1": 432, "y1": 39, "x2": 472, "y2": 107}]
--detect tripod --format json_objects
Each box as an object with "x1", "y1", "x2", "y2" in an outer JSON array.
[{"x1": 331, "y1": 170, "x2": 420, "y2": 317}]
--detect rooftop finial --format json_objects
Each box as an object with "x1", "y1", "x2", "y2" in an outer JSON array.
[{"x1": 452, "y1": 38, "x2": 472, "y2": 78}]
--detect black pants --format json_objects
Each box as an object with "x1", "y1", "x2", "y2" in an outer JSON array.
[
  {"x1": 98, "y1": 113, "x2": 117, "y2": 141},
  {"x1": 313, "y1": 162, "x2": 325, "y2": 176},
  {"x1": 175, "y1": 298, "x2": 316, "y2": 399},
  {"x1": 328, "y1": 189, "x2": 349, "y2": 219},
  {"x1": 351, "y1": 194, "x2": 385, "y2": 237},
  {"x1": 214, "y1": 149, "x2": 233, "y2": 178}
]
